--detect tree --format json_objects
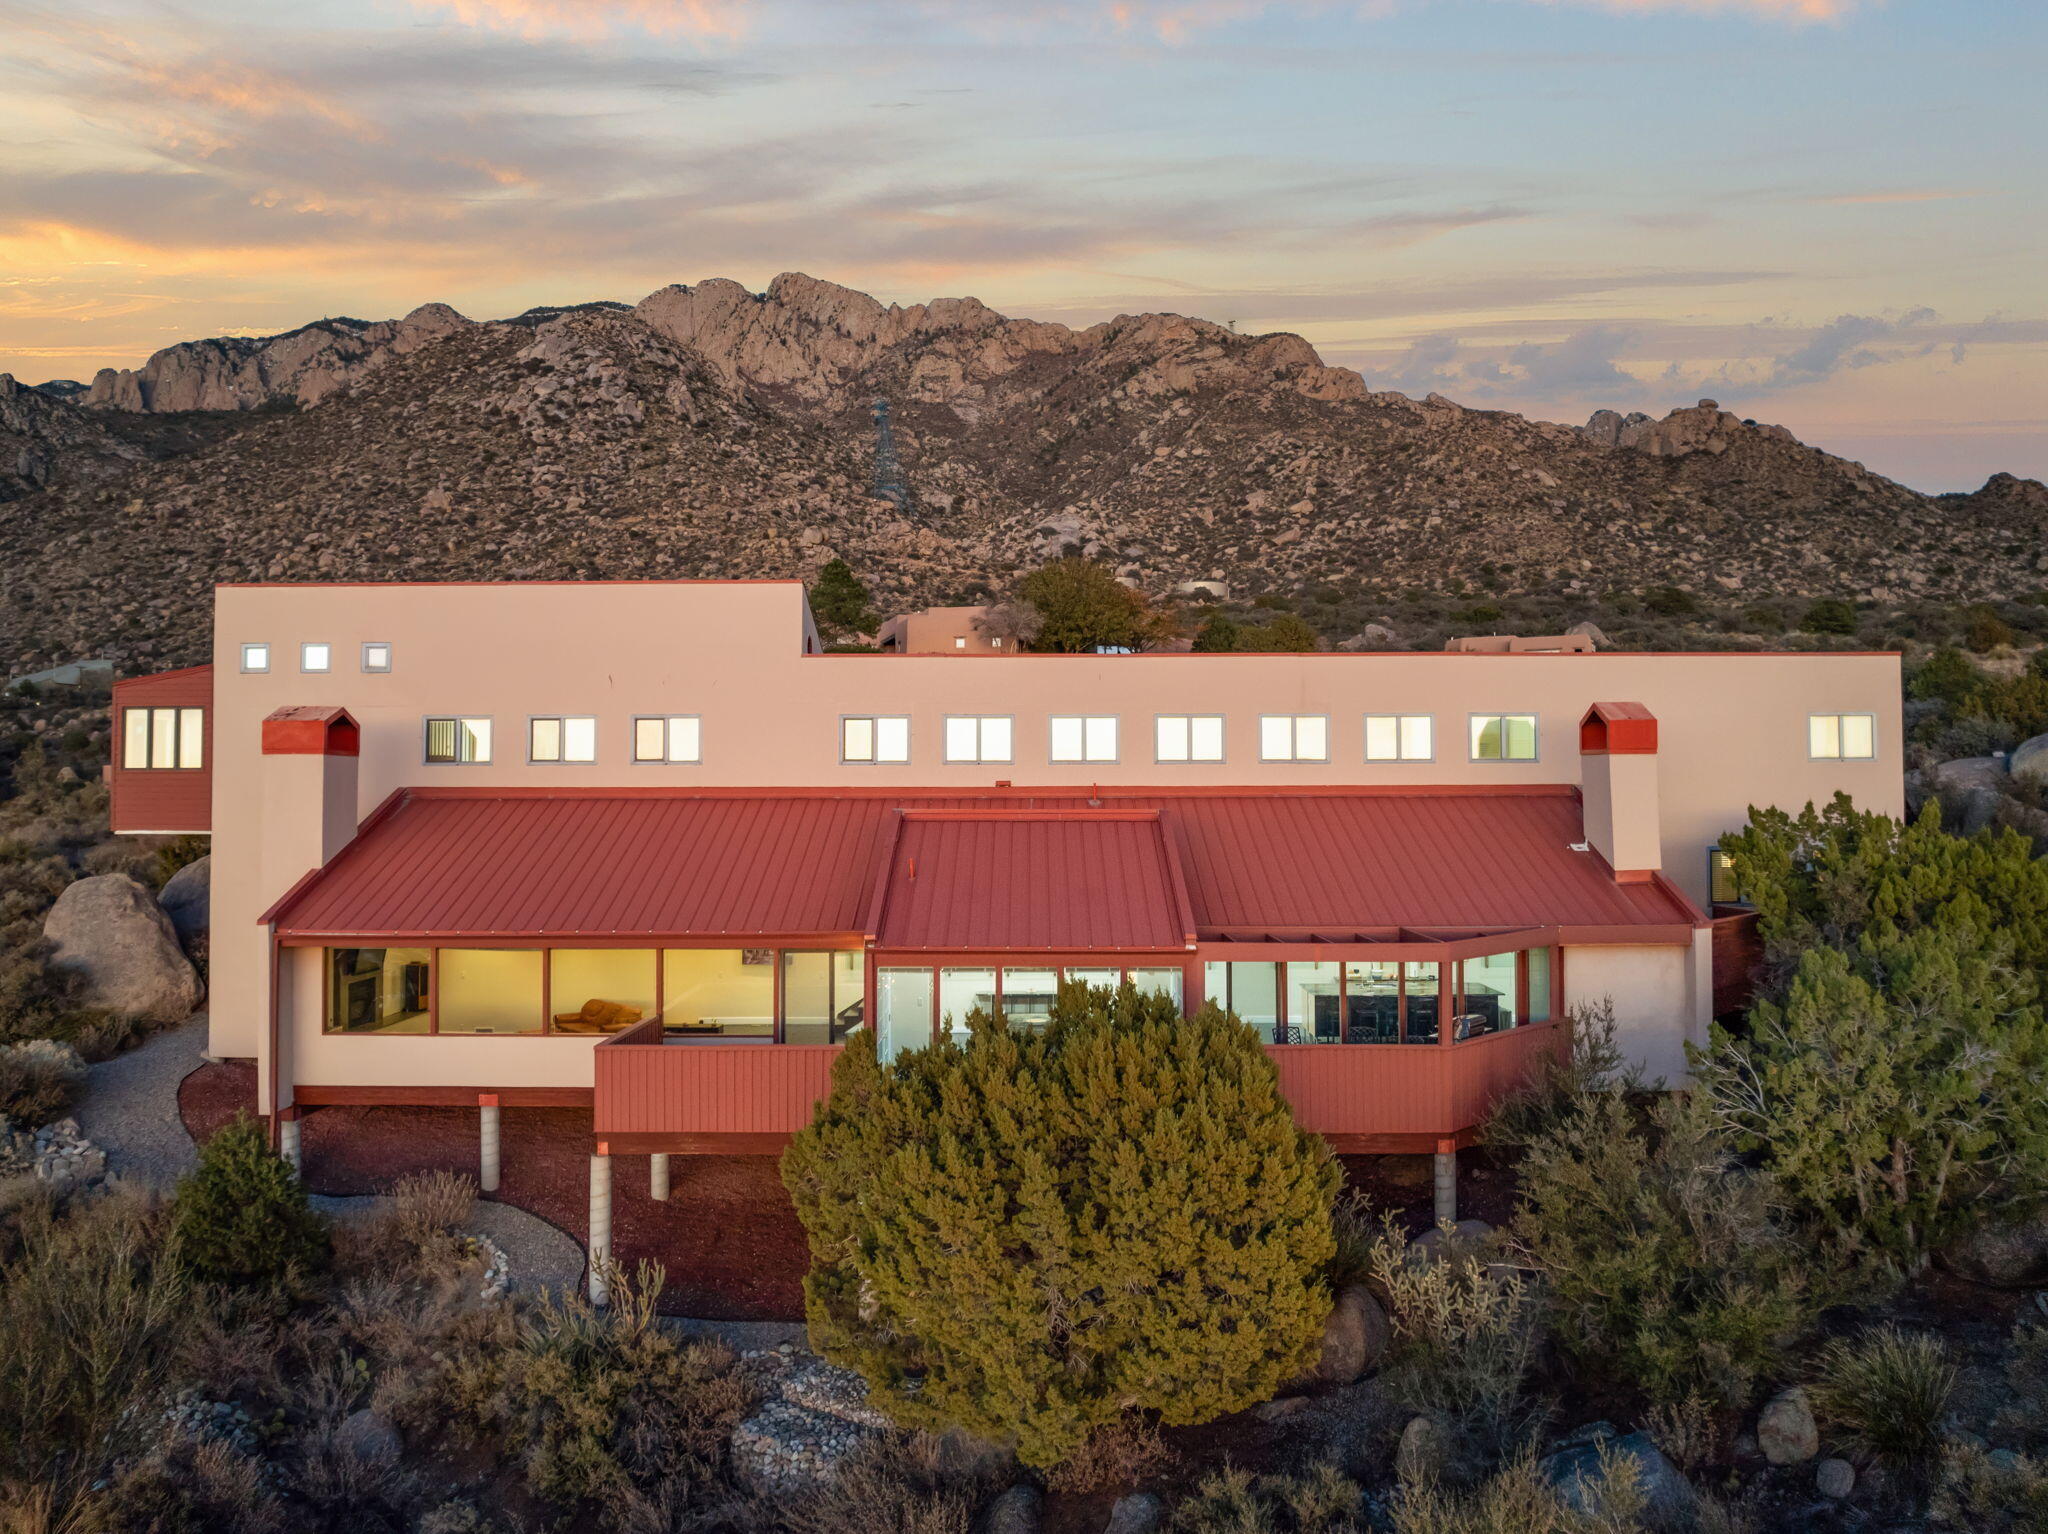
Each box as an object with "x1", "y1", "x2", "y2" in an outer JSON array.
[
  {"x1": 1699, "y1": 796, "x2": 2048, "y2": 1276},
  {"x1": 1238, "y1": 614, "x2": 1322, "y2": 653},
  {"x1": 1799, "y1": 598, "x2": 1859, "y2": 637},
  {"x1": 1514, "y1": 1089, "x2": 1817, "y2": 1408},
  {"x1": 1642, "y1": 586, "x2": 1698, "y2": 617},
  {"x1": 780, "y1": 981, "x2": 1339, "y2": 1467},
  {"x1": 170, "y1": 1113, "x2": 328, "y2": 1287},
  {"x1": 1967, "y1": 605, "x2": 2017, "y2": 653},
  {"x1": 1191, "y1": 614, "x2": 1241, "y2": 652},
  {"x1": 975, "y1": 599, "x2": 1044, "y2": 650},
  {"x1": 1017, "y1": 559, "x2": 1162, "y2": 653},
  {"x1": 808, "y1": 559, "x2": 876, "y2": 641}
]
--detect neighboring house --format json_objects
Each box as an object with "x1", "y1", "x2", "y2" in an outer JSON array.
[
  {"x1": 875, "y1": 605, "x2": 1007, "y2": 654},
  {"x1": 109, "y1": 579, "x2": 1901, "y2": 1281}
]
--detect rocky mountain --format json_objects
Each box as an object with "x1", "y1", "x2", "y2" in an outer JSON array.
[{"x1": 3, "y1": 272, "x2": 2043, "y2": 673}]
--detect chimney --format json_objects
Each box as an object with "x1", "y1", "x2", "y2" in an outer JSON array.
[{"x1": 1578, "y1": 702, "x2": 1660, "y2": 882}]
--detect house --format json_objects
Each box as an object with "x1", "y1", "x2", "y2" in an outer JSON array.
[
  {"x1": 109, "y1": 579, "x2": 1901, "y2": 1296},
  {"x1": 874, "y1": 605, "x2": 1007, "y2": 654}
]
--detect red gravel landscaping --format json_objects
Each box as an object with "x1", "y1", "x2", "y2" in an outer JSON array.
[{"x1": 178, "y1": 1061, "x2": 810, "y2": 1321}]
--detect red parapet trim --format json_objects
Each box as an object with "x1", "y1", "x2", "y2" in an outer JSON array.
[
  {"x1": 292, "y1": 1085, "x2": 594, "y2": 1107},
  {"x1": 116, "y1": 662, "x2": 216, "y2": 685},
  {"x1": 278, "y1": 929, "x2": 866, "y2": 947},
  {"x1": 393, "y1": 781, "x2": 1586, "y2": 803},
  {"x1": 218, "y1": 577, "x2": 808, "y2": 589},
  {"x1": 799, "y1": 649, "x2": 1905, "y2": 661}
]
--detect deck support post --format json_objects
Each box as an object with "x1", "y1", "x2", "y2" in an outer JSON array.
[
  {"x1": 588, "y1": 1149, "x2": 613, "y2": 1308},
  {"x1": 649, "y1": 1153, "x2": 670, "y2": 1202},
  {"x1": 479, "y1": 1097, "x2": 501, "y2": 1193},
  {"x1": 1432, "y1": 1145, "x2": 1457, "y2": 1225},
  {"x1": 278, "y1": 1109, "x2": 301, "y2": 1176}
]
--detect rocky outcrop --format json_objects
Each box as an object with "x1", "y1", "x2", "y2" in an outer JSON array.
[
  {"x1": 0, "y1": 373, "x2": 145, "y2": 501},
  {"x1": 43, "y1": 874, "x2": 203, "y2": 1023},
  {"x1": 158, "y1": 855, "x2": 210, "y2": 952},
  {"x1": 83, "y1": 304, "x2": 472, "y2": 413},
  {"x1": 1583, "y1": 399, "x2": 1799, "y2": 458},
  {"x1": 2012, "y1": 733, "x2": 2048, "y2": 791}
]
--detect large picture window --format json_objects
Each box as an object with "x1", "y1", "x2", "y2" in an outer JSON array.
[{"x1": 122, "y1": 706, "x2": 204, "y2": 771}]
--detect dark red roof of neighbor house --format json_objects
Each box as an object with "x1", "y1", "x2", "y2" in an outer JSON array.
[
  {"x1": 874, "y1": 811, "x2": 1196, "y2": 952},
  {"x1": 266, "y1": 787, "x2": 1700, "y2": 943}
]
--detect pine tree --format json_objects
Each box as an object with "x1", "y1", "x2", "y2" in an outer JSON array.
[
  {"x1": 808, "y1": 558, "x2": 876, "y2": 640},
  {"x1": 781, "y1": 981, "x2": 1338, "y2": 1467},
  {"x1": 170, "y1": 1113, "x2": 328, "y2": 1287}
]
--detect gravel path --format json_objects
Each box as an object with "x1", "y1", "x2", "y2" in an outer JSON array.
[
  {"x1": 73, "y1": 1013, "x2": 209, "y2": 1190},
  {"x1": 310, "y1": 1191, "x2": 585, "y2": 1297}
]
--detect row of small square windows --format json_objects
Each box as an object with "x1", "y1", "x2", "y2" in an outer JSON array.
[{"x1": 241, "y1": 642, "x2": 391, "y2": 674}]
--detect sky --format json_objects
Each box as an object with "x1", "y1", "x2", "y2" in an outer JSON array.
[{"x1": 1, "y1": 0, "x2": 2042, "y2": 493}]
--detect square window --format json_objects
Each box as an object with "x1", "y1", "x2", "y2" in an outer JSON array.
[
  {"x1": 361, "y1": 642, "x2": 392, "y2": 673},
  {"x1": 300, "y1": 642, "x2": 331, "y2": 673},
  {"x1": 1470, "y1": 714, "x2": 1539, "y2": 762},
  {"x1": 240, "y1": 643, "x2": 269, "y2": 673},
  {"x1": 1365, "y1": 714, "x2": 1433, "y2": 762},
  {"x1": 425, "y1": 717, "x2": 490, "y2": 764},
  {"x1": 954, "y1": 636, "x2": 967, "y2": 649},
  {"x1": 1156, "y1": 715, "x2": 1225, "y2": 763},
  {"x1": 945, "y1": 715, "x2": 1012, "y2": 764},
  {"x1": 1260, "y1": 715, "x2": 1328, "y2": 762},
  {"x1": 843, "y1": 715, "x2": 910, "y2": 764}
]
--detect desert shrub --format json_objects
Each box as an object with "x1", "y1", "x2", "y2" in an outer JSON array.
[
  {"x1": 0, "y1": 1190, "x2": 191, "y2": 1511},
  {"x1": 1170, "y1": 1461, "x2": 1364, "y2": 1533},
  {"x1": 1390, "y1": 1451, "x2": 1645, "y2": 1534},
  {"x1": 1363, "y1": 1213, "x2": 1545, "y2": 1456},
  {"x1": 1799, "y1": 599, "x2": 1859, "y2": 636},
  {"x1": 1483, "y1": 999, "x2": 1645, "y2": 1150},
  {"x1": 1995, "y1": 1320, "x2": 2048, "y2": 1450},
  {"x1": 495, "y1": 1261, "x2": 752, "y2": 1517},
  {"x1": 1931, "y1": 1444, "x2": 2048, "y2": 1532},
  {"x1": 1045, "y1": 1414, "x2": 1173, "y2": 1494},
  {"x1": 0, "y1": 1037, "x2": 86, "y2": 1125},
  {"x1": 1641, "y1": 1393, "x2": 1723, "y2": 1475},
  {"x1": 1810, "y1": 1325, "x2": 1956, "y2": 1479},
  {"x1": 1512, "y1": 1090, "x2": 1816, "y2": 1409},
  {"x1": 170, "y1": 1113, "x2": 328, "y2": 1288},
  {"x1": 1642, "y1": 587, "x2": 1697, "y2": 617},
  {"x1": 1704, "y1": 798, "x2": 2048, "y2": 1275},
  {"x1": 778, "y1": 1431, "x2": 997, "y2": 1534},
  {"x1": 150, "y1": 835, "x2": 209, "y2": 889},
  {"x1": 95, "y1": 1433, "x2": 284, "y2": 1534},
  {"x1": 783, "y1": 980, "x2": 1338, "y2": 1467},
  {"x1": 336, "y1": 1170, "x2": 479, "y2": 1278},
  {"x1": 1967, "y1": 606, "x2": 2018, "y2": 653}
]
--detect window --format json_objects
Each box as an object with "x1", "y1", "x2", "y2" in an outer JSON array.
[
  {"x1": 1364, "y1": 714, "x2": 1433, "y2": 762},
  {"x1": 1050, "y1": 715, "x2": 1118, "y2": 763},
  {"x1": 122, "y1": 706, "x2": 204, "y2": 770},
  {"x1": 1156, "y1": 714, "x2": 1225, "y2": 763},
  {"x1": 1260, "y1": 715, "x2": 1328, "y2": 762},
  {"x1": 361, "y1": 642, "x2": 392, "y2": 673},
  {"x1": 528, "y1": 716, "x2": 596, "y2": 764},
  {"x1": 1470, "y1": 713, "x2": 1538, "y2": 761},
  {"x1": 938, "y1": 966, "x2": 997, "y2": 1043},
  {"x1": 1456, "y1": 951, "x2": 1520, "y2": 1037},
  {"x1": 424, "y1": 717, "x2": 491, "y2": 764},
  {"x1": 1809, "y1": 713, "x2": 1876, "y2": 760},
  {"x1": 876, "y1": 968, "x2": 934, "y2": 1062},
  {"x1": 944, "y1": 715, "x2": 1012, "y2": 764},
  {"x1": 327, "y1": 948, "x2": 431, "y2": 1034},
  {"x1": 438, "y1": 949, "x2": 543, "y2": 1035},
  {"x1": 1708, "y1": 847, "x2": 1749, "y2": 905},
  {"x1": 1527, "y1": 947, "x2": 1553, "y2": 1024},
  {"x1": 300, "y1": 642, "x2": 331, "y2": 674},
  {"x1": 842, "y1": 715, "x2": 910, "y2": 764},
  {"x1": 632, "y1": 715, "x2": 701, "y2": 764},
  {"x1": 240, "y1": 643, "x2": 269, "y2": 673},
  {"x1": 954, "y1": 636, "x2": 967, "y2": 649},
  {"x1": 550, "y1": 949, "x2": 656, "y2": 1033}
]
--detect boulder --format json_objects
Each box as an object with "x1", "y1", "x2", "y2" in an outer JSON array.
[
  {"x1": 1409, "y1": 1218, "x2": 1495, "y2": 1261},
  {"x1": 43, "y1": 874, "x2": 202, "y2": 1023},
  {"x1": 981, "y1": 1484, "x2": 1041, "y2": 1534},
  {"x1": 1816, "y1": 1457, "x2": 1855, "y2": 1499},
  {"x1": 2013, "y1": 733, "x2": 2048, "y2": 791},
  {"x1": 1939, "y1": 1204, "x2": 2048, "y2": 1287},
  {"x1": 1308, "y1": 1284, "x2": 1392, "y2": 1387},
  {"x1": 1395, "y1": 1415, "x2": 1447, "y2": 1482},
  {"x1": 157, "y1": 855, "x2": 210, "y2": 947},
  {"x1": 1543, "y1": 1430, "x2": 1694, "y2": 1525},
  {"x1": 1756, "y1": 1387, "x2": 1819, "y2": 1466},
  {"x1": 1102, "y1": 1492, "x2": 1163, "y2": 1534},
  {"x1": 334, "y1": 1408, "x2": 401, "y2": 1464},
  {"x1": 1566, "y1": 621, "x2": 1612, "y2": 649},
  {"x1": 1908, "y1": 756, "x2": 2009, "y2": 834}
]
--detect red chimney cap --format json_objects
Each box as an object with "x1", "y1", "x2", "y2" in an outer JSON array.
[
  {"x1": 1579, "y1": 701, "x2": 1658, "y2": 755},
  {"x1": 262, "y1": 706, "x2": 360, "y2": 757}
]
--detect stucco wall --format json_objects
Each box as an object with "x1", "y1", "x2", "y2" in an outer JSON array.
[{"x1": 1565, "y1": 939, "x2": 1708, "y2": 1085}]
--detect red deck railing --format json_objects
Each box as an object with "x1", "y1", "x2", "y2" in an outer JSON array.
[{"x1": 593, "y1": 1019, "x2": 1564, "y2": 1147}]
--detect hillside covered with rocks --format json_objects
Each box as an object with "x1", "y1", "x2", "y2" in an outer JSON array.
[{"x1": 3, "y1": 272, "x2": 2044, "y2": 673}]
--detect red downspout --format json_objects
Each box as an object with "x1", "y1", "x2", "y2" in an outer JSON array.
[{"x1": 266, "y1": 924, "x2": 282, "y2": 1148}]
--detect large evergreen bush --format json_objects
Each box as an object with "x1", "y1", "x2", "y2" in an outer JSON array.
[
  {"x1": 781, "y1": 980, "x2": 1338, "y2": 1467},
  {"x1": 169, "y1": 1112, "x2": 328, "y2": 1288}
]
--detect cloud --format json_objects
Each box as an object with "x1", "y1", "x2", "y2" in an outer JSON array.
[
  {"x1": 404, "y1": 0, "x2": 754, "y2": 40},
  {"x1": 1809, "y1": 189, "x2": 1985, "y2": 205}
]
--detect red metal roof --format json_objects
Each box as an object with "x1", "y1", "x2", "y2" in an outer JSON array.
[
  {"x1": 874, "y1": 810, "x2": 1196, "y2": 952},
  {"x1": 268, "y1": 786, "x2": 1698, "y2": 944}
]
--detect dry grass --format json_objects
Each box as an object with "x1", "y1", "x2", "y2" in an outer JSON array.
[
  {"x1": 1810, "y1": 1325, "x2": 1957, "y2": 1477},
  {"x1": 1169, "y1": 1462, "x2": 1365, "y2": 1533},
  {"x1": 1045, "y1": 1414, "x2": 1174, "y2": 1495},
  {"x1": 776, "y1": 1431, "x2": 998, "y2": 1534},
  {"x1": 1391, "y1": 1452, "x2": 1646, "y2": 1534}
]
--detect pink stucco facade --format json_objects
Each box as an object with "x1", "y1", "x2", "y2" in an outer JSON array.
[{"x1": 155, "y1": 578, "x2": 1902, "y2": 1134}]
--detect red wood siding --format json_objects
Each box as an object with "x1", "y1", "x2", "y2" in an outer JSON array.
[
  {"x1": 1711, "y1": 909, "x2": 1763, "y2": 1016},
  {"x1": 594, "y1": 1043, "x2": 842, "y2": 1135},
  {"x1": 593, "y1": 1025, "x2": 1562, "y2": 1142},
  {"x1": 109, "y1": 666, "x2": 213, "y2": 835}
]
